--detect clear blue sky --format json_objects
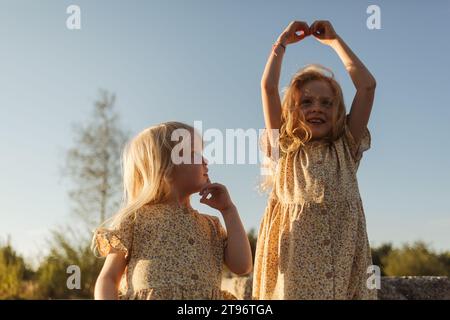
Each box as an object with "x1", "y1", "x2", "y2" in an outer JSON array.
[{"x1": 1, "y1": 0, "x2": 449, "y2": 260}]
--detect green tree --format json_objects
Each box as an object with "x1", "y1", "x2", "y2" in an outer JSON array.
[
  {"x1": 437, "y1": 252, "x2": 450, "y2": 272},
  {"x1": 382, "y1": 241, "x2": 450, "y2": 276},
  {"x1": 36, "y1": 228, "x2": 104, "y2": 299},
  {"x1": 0, "y1": 238, "x2": 36, "y2": 299},
  {"x1": 371, "y1": 242, "x2": 393, "y2": 276}
]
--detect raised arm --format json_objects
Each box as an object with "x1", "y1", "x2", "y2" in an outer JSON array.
[
  {"x1": 311, "y1": 20, "x2": 376, "y2": 143},
  {"x1": 261, "y1": 21, "x2": 311, "y2": 147}
]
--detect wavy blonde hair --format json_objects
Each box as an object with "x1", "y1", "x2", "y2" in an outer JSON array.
[
  {"x1": 259, "y1": 64, "x2": 347, "y2": 191},
  {"x1": 91, "y1": 121, "x2": 197, "y2": 252}
]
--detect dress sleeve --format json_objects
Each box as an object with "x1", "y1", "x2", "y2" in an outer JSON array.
[
  {"x1": 342, "y1": 115, "x2": 371, "y2": 164},
  {"x1": 93, "y1": 212, "x2": 136, "y2": 260}
]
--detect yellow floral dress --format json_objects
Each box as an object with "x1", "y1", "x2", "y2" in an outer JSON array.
[
  {"x1": 253, "y1": 116, "x2": 378, "y2": 300},
  {"x1": 94, "y1": 202, "x2": 237, "y2": 300}
]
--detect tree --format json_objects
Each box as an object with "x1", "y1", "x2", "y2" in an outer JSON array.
[
  {"x1": 0, "y1": 237, "x2": 36, "y2": 299},
  {"x1": 382, "y1": 241, "x2": 450, "y2": 276},
  {"x1": 63, "y1": 89, "x2": 129, "y2": 231},
  {"x1": 36, "y1": 227, "x2": 104, "y2": 299},
  {"x1": 371, "y1": 242, "x2": 393, "y2": 276},
  {"x1": 36, "y1": 90, "x2": 129, "y2": 299}
]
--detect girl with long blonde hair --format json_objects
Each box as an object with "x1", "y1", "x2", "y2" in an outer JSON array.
[
  {"x1": 254, "y1": 20, "x2": 378, "y2": 300},
  {"x1": 92, "y1": 121, "x2": 252, "y2": 299}
]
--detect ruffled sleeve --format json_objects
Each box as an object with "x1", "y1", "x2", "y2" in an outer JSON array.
[
  {"x1": 93, "y1": 212, "x2": 136, "y2": 260},
  {"x1": 342, "y1": 115, "x2": 371, "y2": 164}
]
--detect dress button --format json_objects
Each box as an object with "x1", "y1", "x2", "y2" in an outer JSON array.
[
  {"x1": 317, "y1": 160, "x2": 323, "y2": 164},
  {"x1": 188, "y1": 238, "x2": 195, "y2": 245},
  {"x1": 326, "y1": 272, "x2": 333, "y2": 279},
  {"x1": 191, "y1": 274, "x2": 199, "y2": 280}
]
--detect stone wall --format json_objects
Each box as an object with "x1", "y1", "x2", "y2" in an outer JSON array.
[{"x1": 221, "y1": 274, "x2": 450, "y2": 300}]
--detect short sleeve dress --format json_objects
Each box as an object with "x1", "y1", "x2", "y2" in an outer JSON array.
[
  {"x1": 94, "y1": 202, "x2": 237, "y2": 300},
  {"x1": 253, "y1": 115, "x2": 378, "y2": 300}
]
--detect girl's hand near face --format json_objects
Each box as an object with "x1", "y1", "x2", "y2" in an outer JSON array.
[
  {"x1": 199, "y1": 182, "x2": 235, "y2": 213},
  {"x1": 278, "y1": 21, "x2": 311, "y2": 46},
  {"x1": 310, "y1": 20, "x2": 339, "y2": 46}
]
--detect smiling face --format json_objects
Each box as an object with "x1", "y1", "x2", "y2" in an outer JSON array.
[
  {"x1": 296, "y1": 80, "x2": 336, "y2": 141},
  {"x1": 170, "y1": 131, "x2": 209, "y2": 195}
]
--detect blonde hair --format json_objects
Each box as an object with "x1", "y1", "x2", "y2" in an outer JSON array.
[
  {"x1": 260, "y1": 64, "x2": 347, "y2": 191},
  {"x1": 92, "y1": 121, "x2": 197, "y2": 252}
]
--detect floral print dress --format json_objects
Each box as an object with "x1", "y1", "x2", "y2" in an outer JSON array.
[
  {"x1": 253, "y1": 115, "x2": 378, "y2": 300},
  {"x1": 94, "y1": 202, "x2": 236, "y2": 300}
]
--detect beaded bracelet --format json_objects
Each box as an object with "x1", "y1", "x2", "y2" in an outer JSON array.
[{"x1": 272, "y1": 41, "x2": 286, "y2": 57}]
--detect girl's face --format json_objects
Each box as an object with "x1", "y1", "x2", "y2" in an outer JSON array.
[
  {"x1": 297, "y1": 80, "x2": 335, "y2": 141},
  {"x1": 170, "y1": 132, "x2": 209, "y2": 195}
]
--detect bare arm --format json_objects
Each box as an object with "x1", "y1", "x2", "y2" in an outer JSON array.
[
  {"x1": 331, "y1": 35, "x2": 376, "y2": 143},
  {"x1": 221, "y1": 205, "x2": 252, "y2": 275},
  {"x1": 94, "y1": 252, "x2": 127, "y2": 300},
  {"x1": 261, "y1": 21, "x2": 311, "y2": 147},
  {"x1": 311, "y1": 20, "x2": 376, "y2": 143},
  {"x1": 199, "y1": 183, "x2": 252, "y2": 275},
  {"x1": 260, "y1": 38, "x2": 284, "y2": 135}
]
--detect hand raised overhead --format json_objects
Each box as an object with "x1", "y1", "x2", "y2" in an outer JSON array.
[
  {"x1": 278, "y1": 21, "x2": 311, "y2": 46},
  {"x1": 310, "y1": 20, "x2": 338, "y2": 46}
]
